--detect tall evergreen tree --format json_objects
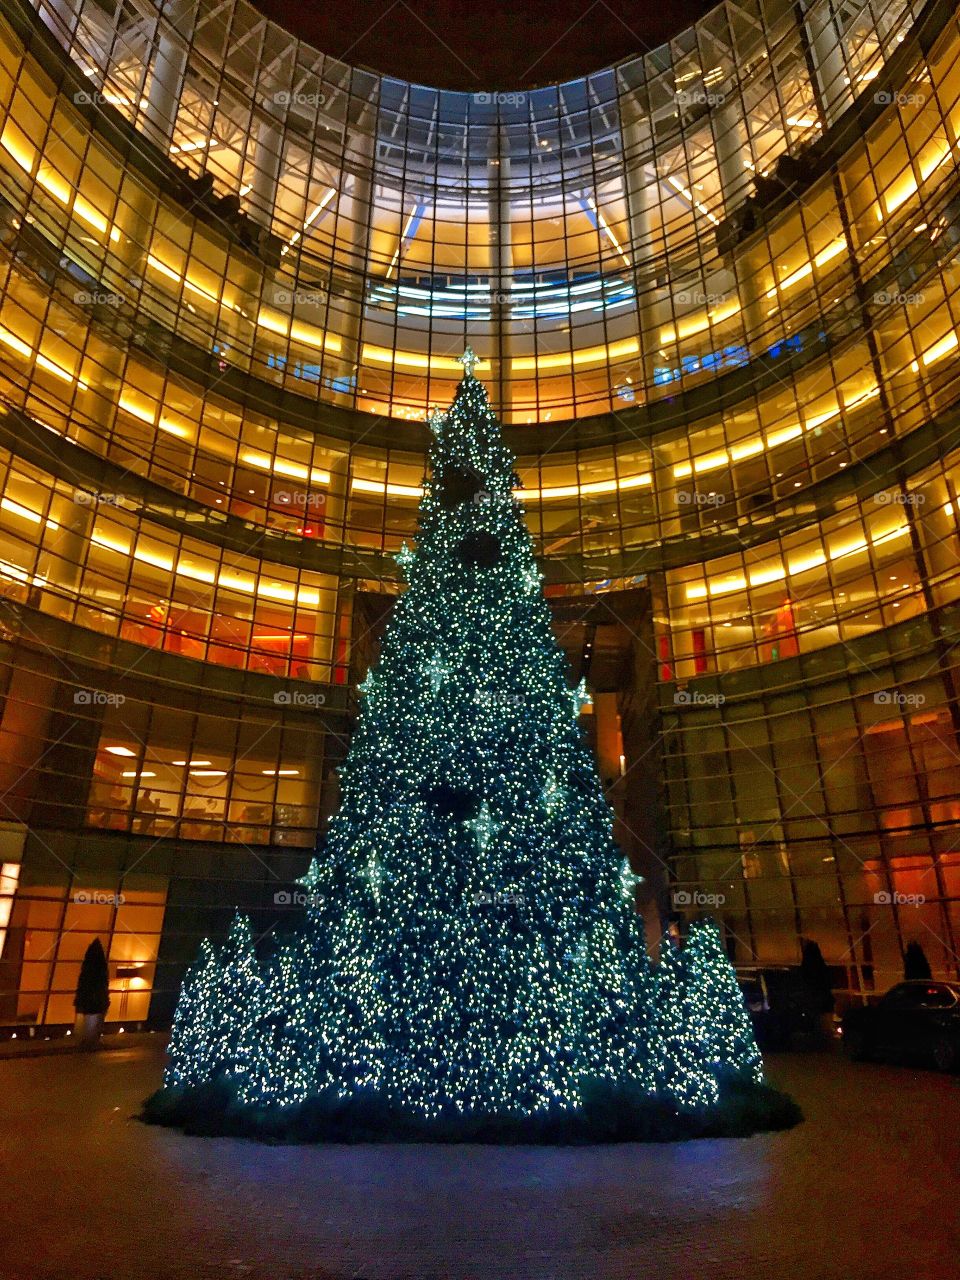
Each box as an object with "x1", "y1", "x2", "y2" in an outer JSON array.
[
  {"x1": 165, "y1": 938, "x2": 220, "y2": 1088},
  {"x1": 294, "y1": 352, "x2": 649, "y2": 1117},
  {"x1": 215, "y1": 913, "x2": 264, "y2": 1090},
  {"x1": 244, "y1": 934, "x2": 333, "y2": 1108},
  {"x1": 165, "y1": 915, "x2": 263, "y2": 1092},
  {"x1": 683, "y1": 918, "x2": 762, "y2": 1083},
  {"x1": 162, "y1": 355, "x2": 774, "y2": 1130},
  {"x1": 648, "y1": 939, "x2": 720, "y2": 1110},
  {"x1": 903, "y1": 940, "x2": 932, "y2": 981}
]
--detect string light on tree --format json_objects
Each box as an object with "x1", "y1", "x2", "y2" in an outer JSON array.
[{"x1": 522, "y1": 565, "x2": 540, "y2": 594}]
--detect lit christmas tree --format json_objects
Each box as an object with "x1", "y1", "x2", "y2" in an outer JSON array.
[
  {"x1": 683, "y1": 918, "x2": 763, "y2": 1083},
  {"x1": 290, "y1": 348, "x2": 650, "y2": 1117},
  {"x1": 164, "y1": 937, "x2": 219, "y2": 1089},
  {"x1": 152, "y1": 354, "x2": 791, "y2": 1141},
  {"x1": 649, "y1": 938, "x2": 720, "y2": 1110},
  {"x1": 243, "y1": 934, "x2": 331, "y2": 1109},
  {"x1": 165, "y1": 916, "x2": 262, "y2": 1091}
]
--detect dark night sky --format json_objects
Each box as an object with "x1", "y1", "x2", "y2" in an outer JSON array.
[{"x1": 250, "y1": 0, "x2": 716, "y2": 90}]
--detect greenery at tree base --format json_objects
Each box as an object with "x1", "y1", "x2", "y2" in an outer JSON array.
[
  {"x1": 143, "y1": 1071, "x2": 802, "y2": 1145},
  {"x1": 74, "y1": 938, "x2": 110, "y2": 1016},
  {"x1": 153, "y1": 357, "x2": 788, "y2": 1141}
]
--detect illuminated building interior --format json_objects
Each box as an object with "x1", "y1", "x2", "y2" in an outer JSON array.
[{"x1": 0, "y1": 0, "x2": 958, "y2": 1029}]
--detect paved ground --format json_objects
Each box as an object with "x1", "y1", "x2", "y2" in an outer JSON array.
[{"x1": 1, "y1": 1043, "x2": 957, "y2": 1280}]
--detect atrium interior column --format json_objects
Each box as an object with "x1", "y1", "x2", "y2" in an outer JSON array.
[
  {"x1": 713, "y1": 92, "x2": 763, "y2": 353},
  {"x1": 312, "y1": 454, "x2": 351, "y2": 673},
  {"x1": 712, "y1": 96, "x2": 749, "y2": 219},
  {"x1": 143, "y1": 0, "x2": 198, "y2": 151},
  {"x1": 620, "y1": 98, "x2": 660, "y2": 398},
  {"x1": 488, "y1": 127, "x2": 513, "y2": 419},
  {"x1": 248, "y1": 98, "x2": 284, "y2": 231},
  {"x1": 231, "y1": 94, "x2": 285, "y2": 368},
  {"x1": 335, "y1": 98, "x2": 378, "y2": 404},
  {"x1": 803, "y1": 0, "x2": 852, "y2": 128},
  {"x1": 39, "y1": 0, "x2": 80, "y2": 43}
]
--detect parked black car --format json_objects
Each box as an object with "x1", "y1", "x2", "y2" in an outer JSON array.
[{"x1": 841, "y1": 980, "x2": 960, "y2": 1071}]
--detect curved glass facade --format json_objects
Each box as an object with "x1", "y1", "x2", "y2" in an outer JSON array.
[
  {"x1": 0, "y1": 0, "x2": 958, "y2": 1029},
  {"x1": 1, "y1": 0, "x2": 929, "y2": 421}
]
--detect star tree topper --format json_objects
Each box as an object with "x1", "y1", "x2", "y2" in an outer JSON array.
[
  {"x1": 541, "y1": 773, "x2": 562, "y2": 816},
  {"x1": 458, "y1": 345, "x2": 479, "y2": 378},
  {"x1": 425, "y1": 652, "x2": 448, "y2": 694},
  {"x1": 465, "y1": 801, "x2": 498, "y2": 851},
  {"x1": 358, "y1": 669, "x2": 376, "y2": 696},
  {"x1": 620, "y1": 859, "x2": 644, "y2": 899}
]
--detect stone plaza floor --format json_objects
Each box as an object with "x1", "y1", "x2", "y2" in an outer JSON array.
[{"x1": 1, "y1": 1041, "x2": 957, "y2": 1280}]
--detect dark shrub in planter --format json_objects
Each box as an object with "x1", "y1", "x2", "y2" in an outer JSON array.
[{"x1": 74, "y1": 938, "x2": 110, "y2": 1048}]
